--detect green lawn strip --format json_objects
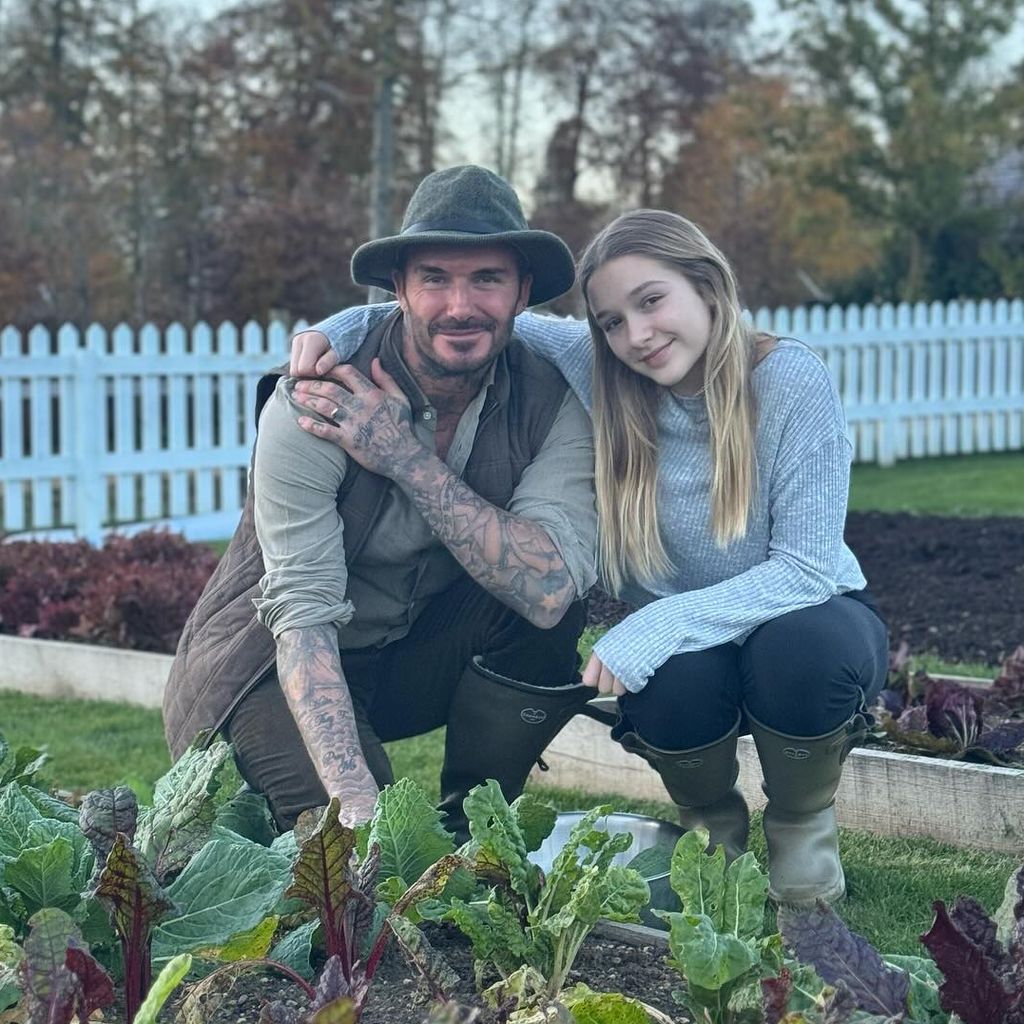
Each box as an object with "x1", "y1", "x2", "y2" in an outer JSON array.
[
  {"x1": 848, "y1": 451, "x2": 1024, "y2": 517},
  {"x1": 0, "y1": 690, "x2": 169, "y2": 800}
]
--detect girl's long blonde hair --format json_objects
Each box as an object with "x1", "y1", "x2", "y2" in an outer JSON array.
[{"x1": 579, "y1": 209, "x2": 760, "y2": 595}]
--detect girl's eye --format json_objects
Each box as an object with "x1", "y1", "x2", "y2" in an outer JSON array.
[
  {"x1": 641, "y1": 294, "x2": 661, "y2": 308},
  {"x1": 602, "y1": 317, "x2": 621, "y2": 333}
]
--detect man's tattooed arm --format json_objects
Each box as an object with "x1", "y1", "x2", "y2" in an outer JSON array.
[
  {"x1": 276, "y1": 623, "x2": 379, "y2": 825},
  {"x1": 290, "y1": 365, "x2": 576, "y2": 629},
  {"x1": 395, "y1": 451, "x2": 574, "y2": 629}
]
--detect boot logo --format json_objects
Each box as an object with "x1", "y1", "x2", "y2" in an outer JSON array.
[
  {"x1": 674, "y1": 758, "x2": 703, "y2": 768},
  {"x1": 783, "y1": 746, "x2": 811, "y2": 760},
  {"x1": 520, "y1": 708, "x2": 548, "y2": 725}
]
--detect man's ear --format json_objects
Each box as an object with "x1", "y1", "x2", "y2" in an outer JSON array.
[
  {"x1": 392, "y1": 269, "x2": 408, "y2": 311},
  {"x1": 516, "y1": 273, "x2": 533, "y2": 315}
]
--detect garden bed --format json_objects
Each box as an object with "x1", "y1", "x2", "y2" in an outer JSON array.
[{"x1": 162, "y1": 923, "x2": 678, "y2": 1024}]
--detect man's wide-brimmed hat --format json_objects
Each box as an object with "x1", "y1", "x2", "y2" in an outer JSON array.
[{"x1": 351, "y1": 165, "x2": 575, "y2": 306}]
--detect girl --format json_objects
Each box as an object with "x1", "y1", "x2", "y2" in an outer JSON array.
[{"x1": 294, "y1": 209, "x2": 889, "y2": 905}]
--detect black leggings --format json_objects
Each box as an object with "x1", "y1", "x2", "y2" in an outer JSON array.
[{"x1": 620, "y1": 591, "x2": 889, "y2": 749}]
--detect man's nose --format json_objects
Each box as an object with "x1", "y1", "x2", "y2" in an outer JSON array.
[{"x1": 445, "y1": 281, "x2": 474, "y2": 318}]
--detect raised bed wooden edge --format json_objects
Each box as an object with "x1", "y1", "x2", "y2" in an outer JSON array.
[{"x1": 533, "y1": 703, "x2": 1024, "y2": 855}]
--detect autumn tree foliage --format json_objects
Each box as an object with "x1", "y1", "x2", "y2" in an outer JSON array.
[{"x1": 0, "y1": 0, "x2": 1022, "y2": 326}]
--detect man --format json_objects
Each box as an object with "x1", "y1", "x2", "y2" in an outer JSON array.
[{"x1": 163, "y1": 165, "x2": 597, "y2": 837}]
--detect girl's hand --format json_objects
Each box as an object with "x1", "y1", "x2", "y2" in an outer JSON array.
[
  {"x1": 582, "y1": 652, "x2": 626, "y2": 696},
  {"x1": 290, "y1": 330, "x2": 340, "y2": 377}
]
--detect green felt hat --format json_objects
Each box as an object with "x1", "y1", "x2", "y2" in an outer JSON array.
[{"x1": 351, "y1": 165, "x2": 575, "y2": 306}]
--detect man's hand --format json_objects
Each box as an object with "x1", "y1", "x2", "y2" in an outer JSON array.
[
  {"x1": 292, "y1": 360, "x2": 424, "y2": 477},
  {"x1": 582, "y1": 652, "x2": 626, "y2": 696},
  {"x1": 290, "y1": 330, "x2": 340, "y2": 377}
]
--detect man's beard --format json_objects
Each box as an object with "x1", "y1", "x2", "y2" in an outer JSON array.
[{"x1": 406, "y1": 314, "x2": 514, "y2": 379}]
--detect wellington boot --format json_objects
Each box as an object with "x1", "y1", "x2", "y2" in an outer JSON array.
[
  {"x1": 615, "y1": 714, "x2": 750, "y2": 862},
  {"x1": 438, "y1": 656, "x2": 593, "y2": 843},
  {"x1": 747, "y1": 706, "x2": 869, "y2": 905}
]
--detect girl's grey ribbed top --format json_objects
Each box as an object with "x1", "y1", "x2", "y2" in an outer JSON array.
[{"x1": 313, "y1": 303, "x2": 867, "y2": 693}]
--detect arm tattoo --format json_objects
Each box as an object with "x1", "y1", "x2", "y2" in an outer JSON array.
[
  {"x1": 277, "y1": 624, "x2": 378, "y2": 809},
  {"x1": 394, "y1": 450, "x2": 574, "y2": 629}
]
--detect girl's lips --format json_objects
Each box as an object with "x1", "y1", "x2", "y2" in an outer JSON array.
[{"x1": 641, "y1": 341, "x2": 673, "y2": 367}]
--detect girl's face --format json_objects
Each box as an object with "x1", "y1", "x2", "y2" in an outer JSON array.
[{"x1": 586, "y1": 254, "x2": 712, "y2": 396}]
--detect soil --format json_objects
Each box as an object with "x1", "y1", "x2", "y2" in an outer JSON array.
[
  {"x1": 163, "y1": 923, "x2": 683, "y2": 1024},
  {"x1": 587, "y1": 511, "x2": 1024, "y2": 668}
]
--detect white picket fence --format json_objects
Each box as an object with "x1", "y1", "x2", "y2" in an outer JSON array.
[{"x1": 1, "y1": 298, "x2": 1023, "y2": 544}]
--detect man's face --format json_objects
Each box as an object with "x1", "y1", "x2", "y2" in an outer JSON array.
[{"x1": 392, "y1": 245, "x2": 532, "y2": 379}]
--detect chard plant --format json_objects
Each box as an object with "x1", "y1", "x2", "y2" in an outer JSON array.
[
  {"x1": 442, "y1": 780, "x2": 656, "y2": 1023},
  {"x1": 655, "y1": 828, "x2": 782, "y2": 1023},
  {"x1": 256, "y1": 796, "x2": 466, "y2": 1022},
  {"x1": 875, "y1": 644, "x2": 1024, "y2": 765},
  {"x1": 0, "y1": 905, "x2": 191, "y2": 1024}
]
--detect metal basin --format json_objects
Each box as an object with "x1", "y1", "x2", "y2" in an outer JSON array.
[{"x1": 532, "y1": 812, "x2": 683, "y2": 929}]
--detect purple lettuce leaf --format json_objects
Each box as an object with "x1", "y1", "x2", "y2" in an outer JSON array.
[
  {"x1": 926, "y1": 680, "x2": 984, "y2": 744},
  {"x1": 79, "y1": 786, "x2": 139, "y2": 865},
  {"x1": 821, "y1": 981, "x2": 858, "y2": 1024},
  {"x1": 19, "y1": 908, "x2": 114, "y2": 1024},
  {"x1": 921, "y1": 900, "x2": 1014, "y2": 1023},
  {"x1": 778, "y1": 901, "x2": 909, "y2": 1016},
  {"x1": 896, "y1": 705, "x2": 930, "y2": 734},
  {"x1": 311, "y1": 955, "x2": 361, "y2": 1011},
  {"x1": 973, "y1": 720, "x2": 1024, "y2": 761},
  {"x1": 64, "y1": 942, "x2": 116, "y2": 1019},
  {"x1": 990, "y1": 647, "x2": 1024, "y2": 712},
  {"x1": 761, "y1": 968, "x2": 793, "y2": 1024},
  {"x1": 949, "y1": 896, "x2": 1004, "y2": 961}
]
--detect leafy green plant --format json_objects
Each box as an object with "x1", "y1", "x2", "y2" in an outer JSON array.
[
  {"x1": 77, "y1": 740, "x2": 291, "y2": 1019},
  {"x1": 442, "y1": 780, "x2": 652, "y2": 1022},
  {"x1": 655, "y1": 828, "x2": 781, "y2": 1023}
]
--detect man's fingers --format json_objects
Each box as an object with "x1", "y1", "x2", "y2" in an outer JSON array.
[{"x1": 329, "y1": 364, "x2": 375, "y2": 393}]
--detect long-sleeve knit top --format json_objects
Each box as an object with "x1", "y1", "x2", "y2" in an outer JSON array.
[{"x1": 312, "y1": 303, "x2": 868, "y2": 692}]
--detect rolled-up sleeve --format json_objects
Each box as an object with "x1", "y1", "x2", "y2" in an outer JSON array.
[
  {"x1": 506, "y1": 389, "x2": 598, "y2": 598},
  {"x1": 251, "y1": 378, "x2": 355, "y2": 637}
]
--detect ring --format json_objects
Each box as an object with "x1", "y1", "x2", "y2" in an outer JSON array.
[{"x1": 329, "y1": 404, "x2": 341, "y2": 422}]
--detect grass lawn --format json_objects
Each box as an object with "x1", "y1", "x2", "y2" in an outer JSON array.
[
  {"x1": 1, "y1": 684, "x2": 1018, "y2": 958},
  {"x1": 848, "y1": 450, "x2": 1024, "y2": 517}
]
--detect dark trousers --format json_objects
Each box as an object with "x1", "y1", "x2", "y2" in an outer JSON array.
[
  {"x1": 224, "y1": 575, "x2": 586, "y2": 828},
  {"x1": 619, "y1": 592, "x2": 889, "y2": 750}
]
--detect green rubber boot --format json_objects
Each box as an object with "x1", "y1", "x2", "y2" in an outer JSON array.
[
  {"x1": 615, "y1": 713, "x2": 750, "y2": 862},
  {"x1": 747, "y1": 706, "x2": 869, "y2": 905},
  {"x1": 438, "y1": 656, "x2": 593, "y2": 843}
]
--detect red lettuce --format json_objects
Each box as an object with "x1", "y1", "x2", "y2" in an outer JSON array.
[
  {"x1": 920, "y1": 867, "x2": 1024, "y2": 1024},
  {"x1": 873, "y1": 646, "x2": 1024, "y2": 765}
]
